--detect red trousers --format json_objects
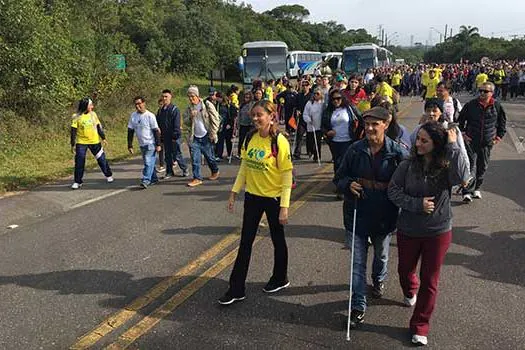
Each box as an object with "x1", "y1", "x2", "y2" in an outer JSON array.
[{"x1": 397, "y1": 231, "x2": 452, "y2": 336}]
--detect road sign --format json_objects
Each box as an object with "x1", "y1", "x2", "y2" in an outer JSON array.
[{"x1": 110, "y1": 54, "x2": 126, "y2": 70}]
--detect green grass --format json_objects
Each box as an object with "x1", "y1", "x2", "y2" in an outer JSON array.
[{"x1": 0, "y1": 75, "x2": 237, "y2": 194}]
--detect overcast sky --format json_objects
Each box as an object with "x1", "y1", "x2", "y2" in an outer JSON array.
[{"x1": 244, "y1": 0, "x2": 525, "y2": 46}]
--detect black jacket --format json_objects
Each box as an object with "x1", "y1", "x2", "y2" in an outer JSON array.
[
  {"x1": 156, "y1": 104, "x2": 182, "y2": 141},
  {"x1": 458, "y1": 98, "x2": 506, "y2": 147}
]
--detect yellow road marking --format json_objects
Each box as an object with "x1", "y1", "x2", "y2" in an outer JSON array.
[
  {"x1": 70, "y1": 164, "x2": 331, "y2": 349},
  {"x1": 104, "y1": 178, "x2": 332, "y2": 350}
]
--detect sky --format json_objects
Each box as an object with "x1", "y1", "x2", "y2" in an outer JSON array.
[{"x1": 243, "y1": 0, "x2": 525, "y2": 46}]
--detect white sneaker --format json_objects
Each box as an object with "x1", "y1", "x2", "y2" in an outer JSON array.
[
  {"x1": 404, "y1": 294, "x2": 417, "y2": 307},
  {"x1": 107, "y1": 176, "x2": 114, "y2": 183},
  {"x1": 412, "y1": 334, "x2": 428, "y2": 346},
  {"x1": 71, "y1": 183, "x2": 82, "y2": 190},
  {"x1": 463, "y1": 194, "x2": 473, "y2": 203},
  {"x1": 472, "y1": 190, "x2": 482, "y2": 199}
]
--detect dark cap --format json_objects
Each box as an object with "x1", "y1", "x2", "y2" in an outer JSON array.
[
  {"x1": 208, "y1": 86, "x2": 217, "y2": 94},
  {"x1": 362, "y1": 107, "x2": 390, "y2": 121}
]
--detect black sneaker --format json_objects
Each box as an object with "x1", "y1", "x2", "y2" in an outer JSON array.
[
  {"x1": 263, "y1": 279, "x2": 290, "y2": 293},
  {"x1": 371, "y1": 281, "x2": 385, "y2": 299},
  {"x1": 218, "y1": 292, "x2": 246, "y2": 305},
  {"x1": 350, "y1": 309, "x2": 365, "y2": 329}
]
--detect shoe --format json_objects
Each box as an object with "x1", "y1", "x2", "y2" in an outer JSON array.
[
  {"x1": 106, "y1": 176, "x2": 114, "y2": 183},
  {"x1": 462, "y1": 194, "x2": 473, "y2": 203},
  {"x1": 209, "y1": 172, "x2": 220, "y2": 181},
  {"x1": 71, "y1": 183, "x2": 82, "y2": 190},
  {"x1": 472, "y1": 190, "x2": 482, "y2": 199},
  {"x1": 263, "y1": 279, "x2": 290, "y2": 293},
  {"x1": 156, "y1": 166, "x2": 166, "y2": 173},
  {"x1": 404, "y1": 293, "x2": 417, "y2": 307},
  {"x1": 349, "y1": 309, "x2": 365, "y2": 329},
  {"x1": 234, "y1": 155, "x2": 241, "y2": 160},
  {"x1": 215, "y1": 156, "x2": 223, "y2": 162},
  {"x1": 181, "y1": 170, "x2": 189, "y2": 177},
  {"x1": 371, "y1": 281, "x2": 385, "y2": 299},
  {"x1": 164, "y1": 173, "x2": 173, "y2": 179},
  {"x1": 292, "y1": 155, "x2": 301, "y2": 160},
  {"x1": 218, "y1": 292, "x2": 246, "y2": 305},
  {"x1": 140, "y1": 182, "x2": 148, "y2": 189},
  {"x1": 187, "y1": 179, "x2": 203, "y2": 187},
  {"x1": 335, "y1": 193, "x2": 344, "y2": 201},
  {"x1": 411, "y1": 334, "x2": 428, "y2": 346}
]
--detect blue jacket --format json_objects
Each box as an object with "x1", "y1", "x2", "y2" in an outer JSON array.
[{"x1": 334, "y1": 137, "x2": 409, "y2": 237}]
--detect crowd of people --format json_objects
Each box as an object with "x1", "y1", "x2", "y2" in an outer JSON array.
[{"x1": 68, "y1": 60, "x2": 509, "y2": 346}]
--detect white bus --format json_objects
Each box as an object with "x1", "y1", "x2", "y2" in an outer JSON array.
[
  {"x1": 342, "y1": 43, "x2": 393, "y2": 75},
  {"x1": 321, "y1": 52, "x2": 342, "y2": 72},
  {"x1": 287, "y1": 50, "x2": 323, "y2": 78},
  {"x1": 238, "y1": 41, "x2": 288, "y2": 91}
]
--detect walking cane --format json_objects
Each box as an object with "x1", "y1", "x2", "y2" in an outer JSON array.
[
  {"x1": 228, "y1": 135, "x2": 237, "y2": 164},
  {"x1": 346, "y1": 195, "x2": 358, "y2": 341},
  {"x1": 311, "y1": 124, "x2": 321, "y2": 167}
]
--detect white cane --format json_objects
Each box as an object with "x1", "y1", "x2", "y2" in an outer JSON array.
[
  {"x1": 346, "y1": 196, "x2": 358, "y2": 341},
  {"x1": 310, "y1": 123, "x2": 321, "y2": 167},
  {"x1": 229, "y1": 134, "x2": 236, "y2": 164}
]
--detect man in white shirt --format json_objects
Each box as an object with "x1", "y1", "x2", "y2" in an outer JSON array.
[
  {"x1": 437, "y1": 82, "x2": 462, "y2": 123},
  {"x1": 127, "y1": 96, "x2": 162, "y2": 188}
]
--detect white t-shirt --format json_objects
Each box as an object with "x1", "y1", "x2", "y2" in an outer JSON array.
[
  {"x1": 128, "y1": 110, "x2": 159, "y2": 147},
  {"x1": 331, "y1": 107, "x2": 351, "y2": 142},
  {"x1": 192, "y1": 102, "x2": 208, "y2": 138},
  {"x1": 364, "y1": 73, "x2": 375, "y2": 84},
  {"x1": 443, "y1": 96, "x2": 462, "y2": 123},
  {"x1": 302, "y1": 100, "x2": 323, "y2": 131}
]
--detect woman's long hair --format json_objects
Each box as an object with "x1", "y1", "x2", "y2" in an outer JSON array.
[
  {"x1": 77, "y1": 97, "x2": 92, "y2": 114},
  {"x1": 249, "y1": 100, "x2": 280, "y2": 138},
  {"x1": 325, "y1": 89, "x2": 350, "y2": 116},
  {"x1": 411, "y1": 121, "x2": 450, "y2": 186}
]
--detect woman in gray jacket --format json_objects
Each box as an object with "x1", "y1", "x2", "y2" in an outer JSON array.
[{"x1": 388, "y1": 121, "x2": 468, "y2": 347}]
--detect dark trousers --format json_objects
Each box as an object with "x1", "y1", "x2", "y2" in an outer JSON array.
[
  {"x1": 228, "y1": 193, "x2": 288, "y2": 295},
  {"x1": 216, "y1": 127, "x2": 233, "y2": 158},
  {"x1": 510, "y1": 85, "x2": 519, "y2": 98},
  {"x1": 293, "y1": 123, "x2": 306, "y2": 157},
  {"x1": 306, "y1": 131, "x2": 322, "y2": 160},
  {"x1": 74, "y1": 143, "x2": 112, "y2": 184},
  {"x1": 238, "y1": 125, "x2": 252, "y2": 156},
  {"x1": 397, "y1": 231, "x2": 452, "y2": 336},
  {"x1": 520, "y1": 82, "x2": 525, "y2": 96},
  {"x1": 328, "y1": 140, "x2": 352, "y2": 175},
  {"x1": 164, "y1": 138, "x2": 188, "y2": 176},
  {"x1": 158, "y1": 147, "x2": 165, "y2": 168},
  {"x1": 464, "y1": 143, "x2": 492, "y2": 194}
]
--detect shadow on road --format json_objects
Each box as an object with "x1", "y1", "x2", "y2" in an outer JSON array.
[
  {"x1": 483, "y1": 159, "x2": 525, "y2": 209},
  {"x1": 445, "y1": 226, "x2": 525, "y2": 288}
]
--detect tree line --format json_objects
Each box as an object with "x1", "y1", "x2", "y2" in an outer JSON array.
[{"x1": 0, "y1": 1, "x2": 376, "y2": 123}]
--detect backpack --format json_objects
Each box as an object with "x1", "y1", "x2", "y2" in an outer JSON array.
[
  {"x1": 243, "y1": 129, "x2": 297, "y2": 189},
  {"x1": 452, "y1": 98, "x2": 460, "y2": 122}
]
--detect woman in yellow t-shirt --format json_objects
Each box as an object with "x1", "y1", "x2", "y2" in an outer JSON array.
[
  {"x1": 70, "y1": 97, "x2": 113, "y2": 189},
  {"x1": 219, "y1": 100, "x2": 294, "y2": 305}
]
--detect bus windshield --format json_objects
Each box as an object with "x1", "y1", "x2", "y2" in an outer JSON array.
[
  {"x1": 243, "y1": 47, "x2": 287, "y2": 84},
  {"x1": 343, "y1": 49, "x2": 376, "y2": 73}
]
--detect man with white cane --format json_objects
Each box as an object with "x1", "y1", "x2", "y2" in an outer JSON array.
[
  {"x1": 303, "y1": 87, "x2": 324, "y2": 166},
  {"x1": 334, "y1": 107, "x2": 408, "y2": 330}
]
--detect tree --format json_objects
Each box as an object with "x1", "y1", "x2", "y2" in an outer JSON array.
[
  {"x1": 265, "y1": 5, "x2": 310, "y2": 21},
  {"x1": 455, "y1": 25, "x2": 480, "y2": 58}
]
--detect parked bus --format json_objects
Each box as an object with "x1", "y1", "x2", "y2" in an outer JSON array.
[
  {"x1": 321, "y1": 52, "x2": 342, "y2": 73},
  {"x1": 342, "y1": 43, "x2": 393, "y2": 74},
  {"x1": 287, "y1": 50, "x2": 323, "y2": 78},
  {"x1": 238, "y1": 41, "x2": 289, "y2": 91}
]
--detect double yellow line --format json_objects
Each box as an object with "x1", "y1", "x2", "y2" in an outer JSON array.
[{"x1": 71, "y1": 165, "x2": 333, "y2": 350}]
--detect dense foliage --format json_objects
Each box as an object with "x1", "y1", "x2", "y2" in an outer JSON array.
[{"x1": 0, "y1": 0, "x2": 376, "y2": 123}]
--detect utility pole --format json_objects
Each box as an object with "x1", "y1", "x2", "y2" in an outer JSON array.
[
  {"x1": 450, "y1": 28, "x2": 453, "y2": 38},
  {"x1": 410, "y1": 35, "x2": 414, "y2": 47},
  {"x1": 381, "y1": 29, "x2": 385, "y2": 46},
  {"x1": 444, "y1": 24, "x2": 448, "y2": 41}
]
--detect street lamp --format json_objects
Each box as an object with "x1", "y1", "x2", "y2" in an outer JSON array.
[{"x1": 430, "y1": 27, "x2": 444, "y2": 44}]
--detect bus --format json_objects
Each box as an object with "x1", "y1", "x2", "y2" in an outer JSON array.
[
  {"x1": 342, "y1": 43, "x2": 393, "y2": 75},
  {"x1": 321, "y1": 52, "x2": 342, "y2": 73},
  {"x1": 238, "y1": 41, "x2": 288, "y2": 91},
  {"x1": 287, "y1": 50, "x2": 323, "y2": 78}
]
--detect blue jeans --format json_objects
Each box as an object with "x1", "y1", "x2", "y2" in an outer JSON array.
[
  {"x1": 190, "y1": 136, "x2": 219, "y2": 180},
  {"x1": 164, "y1": 138, "x2": 188, "y2": 175},
  {"x1": 74, "y1": 143, "x2": 112, "y2": 183},
  {"x1": 346, "y1": 230, "x2": 392, "y2": 312},
  {"x1": 140, "y1": 144, "x2": 158, "y2": 185}
]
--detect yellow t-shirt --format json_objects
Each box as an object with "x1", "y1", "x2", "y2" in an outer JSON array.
[
  {"x1": 71, "y1": 112, "x2": 101, "y2": 144},
  {"x1": 230, "y1": 92, "x2": 239, "y2": 108},
  {"x1": 375, "y1": 82, "x2": 394, "y2": 104},
  {"x1": 391, "y1": 73, "x2": 402, "y2": 87},
  {"x1": 241, "y1": 133, "x2": 293, "y2": 199},
  {"x1": 264, "y1": 86, "x2": 274, "y2": 103},
  {"x1": 475, "y1": 73, "x2": 488, "y2": 86},
  {"x1": 357, "y1": 100, "x2": 371, "y2": 113},
  {"x1": 421, "y1": 71, "x2": 430, "y2": 87},
  {"x1": 424, "y1": 76, "x2": 440, "y2": 99}
]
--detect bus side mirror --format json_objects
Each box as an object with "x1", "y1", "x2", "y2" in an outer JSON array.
[
  {"x1": 288, "y1": 56, "x2": 295, "y2": 68},
  {"x1": 238, "y1": 56, "x2": 244, "y2": 71}
]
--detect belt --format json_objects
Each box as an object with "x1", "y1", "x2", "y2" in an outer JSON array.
[{"x1": 358, "y1": 178, "x2": 389, "y2": 191}]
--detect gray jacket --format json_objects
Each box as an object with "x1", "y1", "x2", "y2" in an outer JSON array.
[
  {"x1": 388, "y1": 142, "x2": 468, "y2": 237},
  {"x1": 183, "y1": 99, "x2": 220, "y2": 143}
]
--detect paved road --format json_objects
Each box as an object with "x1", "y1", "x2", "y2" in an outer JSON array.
[{"x1": 0, "y1": 96, "x2": 523, "y2": 349}]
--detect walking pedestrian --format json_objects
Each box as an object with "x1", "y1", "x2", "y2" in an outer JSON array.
[
  {"x1": 237, "y1": 91, "x2": 255, "y2": 158},
  {"x1": 388, "y1": 121, "x2": 469, "y2": 346},
  {"x1": 70, "y1": 98, "x2": 113, "y2": 189},
  {"x1": 219, "y1": 100, "x2": 293, "y2": 305},
  {"x1": 334, "y1": 106, "x2": 408, "y2": 328},
  {"x1": 183, "y1": 85, "x2": 221, "y2": 187},
  {"x1": 302, "y1": 87, "x2": 324, "y2": 162},
  {"x1": 127, "y1": 96, "x2": 161, "y2": 189}
]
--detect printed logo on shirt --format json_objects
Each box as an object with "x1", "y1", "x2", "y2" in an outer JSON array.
[{"x1": 247, "y1": 147, "x2": 266, "y2": 161}]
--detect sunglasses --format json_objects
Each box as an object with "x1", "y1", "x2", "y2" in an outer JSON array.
[
  {"x1": 332, "y1": 96, "x2": 342, "y2": 101},
  {"x1": 479, "y1": 89, "x2": 492, "y2": 93}
]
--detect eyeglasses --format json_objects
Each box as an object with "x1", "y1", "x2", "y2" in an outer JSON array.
[
  {"x1": 479, "y1": 89, "x2": 492, "y2": 93},
  {"x1": 314, "y1": 92, "x2": 321, "y2": 96},
  {"x1": 332, "y1": 96, "x2": 342, "y2": 101}
]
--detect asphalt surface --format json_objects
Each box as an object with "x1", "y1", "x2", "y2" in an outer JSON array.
[{"x1": 0, "y1": 95, "x2": 524, "y2": 350}]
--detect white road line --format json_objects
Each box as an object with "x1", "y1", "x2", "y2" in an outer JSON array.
[
  {"x1": 507, "y1": 127, "x2": 524, "y2": 154},
  {"x1": 70, "y1": 187, "x2": 133, "y2": 209}
]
